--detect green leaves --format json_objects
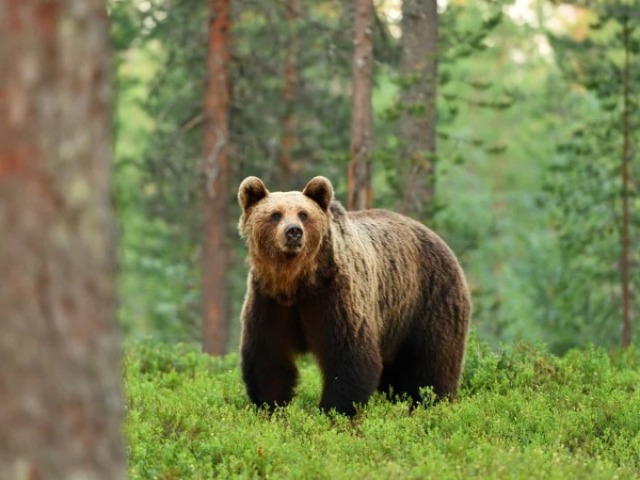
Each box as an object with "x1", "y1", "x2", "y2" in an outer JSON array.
[
  {"x1": 125, "y1": 339, "x2": 640, "y2": 479},
  {"x1": 110, "y1": 0, "x2": 639, "y2": 353},
  {"x1": 542, "y1": 1, "x2": 640, "y2": 350}
]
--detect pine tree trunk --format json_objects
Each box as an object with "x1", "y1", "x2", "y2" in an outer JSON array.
[
  {"x1": 203, "y1": 0, "x2": 231, "y2": 355},
  {"x1": 399, "y1": 0, "x2": 438, "y2": 220},
  {"x1": 620, "y1": 18, "x2": 632, "y2": 348},
  {"x1": 0, "y1": 1, "x2": 125, "y2": 477},
  {"x1": 348, "y1": 0, "x2": 374, "y2": 211},
  {"x1": 280, "y1": 0, "x2": 301, "y2": 189}
]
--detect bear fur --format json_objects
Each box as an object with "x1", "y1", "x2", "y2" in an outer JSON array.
[{"x1": 237, "y1": 176, "x2": 471, "y2": 416}]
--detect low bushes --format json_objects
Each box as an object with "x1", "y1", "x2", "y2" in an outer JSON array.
[{"x1": 125, "y1": 337, "x2": 640, "y2": 479}]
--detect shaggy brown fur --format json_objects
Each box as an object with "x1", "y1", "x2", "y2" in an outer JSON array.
[{"x1": 238, "y1": 176, "x2": 471, "y2": 416}]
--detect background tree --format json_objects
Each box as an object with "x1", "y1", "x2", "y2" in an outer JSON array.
[
  {"x1": 543, "y1": 0, "x2": 639, "y2": 350},
  {"x1": 280, "y1": 0, "x2": 302, "y2": 188},
  {"x1": 619, "y1": 6, "x2": 633, "y2": 348},
  {"x1": 0, "y1": 0, "x2": 125, "y2": 477},
  {"x1": 348, "y1": 0, "x2": 375, "y2": 210},
  {"x1": 202, "y1": 0, "x2": 232, "y2": 355},
  {"x1": 398, "y1": 0, "x2": 439, "y2": 219}
]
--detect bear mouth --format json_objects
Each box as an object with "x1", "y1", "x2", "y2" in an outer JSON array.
[{"x1": 281, "y1": 241, "x2": 303, "y2": 256}]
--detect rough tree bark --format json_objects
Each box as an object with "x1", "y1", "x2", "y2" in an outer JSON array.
[
  {"x1": 280, "y1": 0, "x2": 302, "y2": 189},
  {"x1": 0, "y1": 0, "x2": 125, "y2": 478},
  {"x1": 203, "y1": 0, "x2": 231, "y2": 355},
  {"x1": 348, "y1": 0, "x2": 374, "y2": 211},
  {"x1": 620, "y1": 17, "x2": 632, "y2": 348},
  {"x1": 399, "y1": 0, "x2": 438, "y2": 220}
]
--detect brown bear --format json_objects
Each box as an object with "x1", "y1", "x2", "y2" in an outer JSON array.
[{"x1": 237, "y1": 176, "x2": 471, "y2": 416}]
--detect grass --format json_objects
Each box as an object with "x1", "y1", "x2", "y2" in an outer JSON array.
[{"x1": 124, "y1": 335, "x2": 640, "y2": 479}]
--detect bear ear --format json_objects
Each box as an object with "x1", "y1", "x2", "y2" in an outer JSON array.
[
  {"x1": 238, "y1": 176, "x2": 269, "y2": 212},
  {"x1": 303, "y1": 176, "x2": 334, "y2": 211}
]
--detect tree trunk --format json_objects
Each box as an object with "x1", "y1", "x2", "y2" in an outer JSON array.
[
  {"x1": 620, "y1": 18, "x2": 632, "y2": 348},
  {"x1": 0, "y1": 1, "x2": 125, "y2": 478},
  {"x1": 348, "y1": 0, "x2": 374, "y2": 211},
  {"x1": 203, "y1": 0, "x2": 231, "y2": 355},
  {"x1": 398, "y1": 0, "x2": 438, "y2": 220},
  {"x1": 280, "y1": 0, "x2": 302, "y2": 189}
]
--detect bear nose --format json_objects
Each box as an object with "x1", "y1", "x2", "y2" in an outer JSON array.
[{"x1": 285, "y1": 224, "x2": 303, "y2": 241}]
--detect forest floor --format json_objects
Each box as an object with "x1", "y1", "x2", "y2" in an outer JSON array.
[{"x1": 125, "y1": 336, "x2": 640, "y2": 479}]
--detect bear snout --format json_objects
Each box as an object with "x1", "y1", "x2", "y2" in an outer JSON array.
[{"x1": 284, "y1": 224, "x2": 303, "y2": 245}]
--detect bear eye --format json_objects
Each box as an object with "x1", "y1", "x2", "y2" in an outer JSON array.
[
  {"x1": 271, "y1": 212, "x2": 282, "y2": 222},
  {"x1": 299, "y1": 211, "x2": 308, "y2": 221}
]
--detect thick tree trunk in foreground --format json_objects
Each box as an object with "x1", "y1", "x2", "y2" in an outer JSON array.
[
  {"x1": 399, "y1": 0, "x2": 438, "y2": 220},
  {"x1": 0, "y1": 1, "x2": 125, "y2": 478},
  {"x1": 280, "y1": 0, "x2": 302, "y2": 189},
  {"x1": 348, "y1": 0, "x2": 374, "y2": 211},
  {"x1": 203, "y1": 0, "x2": 231, "y2": 355}
]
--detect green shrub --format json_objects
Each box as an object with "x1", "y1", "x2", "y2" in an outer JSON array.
[{"x1": 125, "y1": 338, "x2": 640, "y2": 479}]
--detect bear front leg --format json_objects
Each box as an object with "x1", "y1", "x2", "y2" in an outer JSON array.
[
  {"x1": 318, "y1": 346, "x2": 382, "y2": 416},
  {"x1": 240, "y1": 288, "x2": 303, "y2": 410},
  {"x1": 300, "y1": 293, "x2": 382, "y2": 416},
  {"x1": 241, "y1": 344, "x2": 298, "y2": 410}
]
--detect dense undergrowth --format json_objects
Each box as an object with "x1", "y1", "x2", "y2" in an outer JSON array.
[{"x1": 125, "y1": 336, "x2": 640, "y2": 479}]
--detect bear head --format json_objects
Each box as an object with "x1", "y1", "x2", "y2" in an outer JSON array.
[{"x1": 238, "y1": 176, "x2": 334, "y2": 265}]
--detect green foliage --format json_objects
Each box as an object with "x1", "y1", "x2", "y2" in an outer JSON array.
[
  {"x1": 378, "y1": 0, "x2": 512, "y2": 204},
  {"x1": 542, "y1": 1, "x2": 640, "y2": 349},
  {"x1": 431, "y1": 4, "x2": 566, "y2": 349},
  {"x1": 111, "y1": 0, "x2": 356, "y2": 344},
  {"x1": 110, "y1": 0, "x2": 638, "y2": 353},
  {"x1": 110, "y1": 0, "x2": 202, "y2": 342},
  {"x1": 125, "y1": 337, "x2": 640, "y2": 479}
]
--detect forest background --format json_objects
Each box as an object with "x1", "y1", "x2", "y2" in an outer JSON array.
[{"x1": 110, "y1": 0, "x2": 639, "y2": 355}]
